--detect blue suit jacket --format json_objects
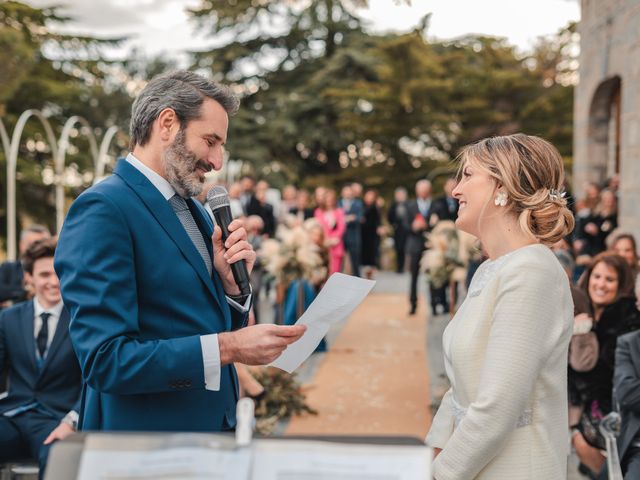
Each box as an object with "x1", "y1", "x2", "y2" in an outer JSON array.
[
  {"x1": 338, "y1": 198, "x2": 364, "y2": 245},
  {"x1": 0, "y1": 300, "x2": 81, "y2": 418},
  {"x1": 54, "y1": 159, "x2": 246, "y2": 432}
]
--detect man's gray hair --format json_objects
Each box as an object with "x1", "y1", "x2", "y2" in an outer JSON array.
[{"x1": 129, "y1": 70, "x2": 240, "y2": 149}]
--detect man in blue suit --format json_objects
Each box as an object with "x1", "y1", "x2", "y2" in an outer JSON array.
[
  {"x1": 0, "y1": 238, "x2": 81, "y2": 475},
  {"x1": 54, "y1": 70, "x2": 305, "y2": 432}
]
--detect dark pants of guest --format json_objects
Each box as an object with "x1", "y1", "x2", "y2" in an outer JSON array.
[
  {"x1": 393, "y1": 232, "x2": 408, "y2": 273},
  {"x1": 408, "y1": 248, "x2": 424, "y2": 313},
  {"x1": 344, "y1": 236, "x2": 361, "y2": 277},
  {"x1": 429, "y1": 283, "x2": 449, "y2": 314},
  {"x1": 0, "y1": 409, "x2": 59, "y2": 479},
  {"x1": 623, "y1": 446, "x2": 640, "y2": 479}
]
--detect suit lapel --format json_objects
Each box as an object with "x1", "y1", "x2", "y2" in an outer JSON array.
[
  {"x1": 38, "y1": 308, "x2": 70, "y2": 379},
  {"x1": 113, "y1": 160, "x2": 222, "y2": 309},
  {"x1": 19, "y1": 301, "x2": 38, "y2": 374}
]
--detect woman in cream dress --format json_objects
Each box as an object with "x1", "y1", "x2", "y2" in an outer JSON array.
[{"x1": 426, "y1": 134, "x2": 575, "y2": 480}]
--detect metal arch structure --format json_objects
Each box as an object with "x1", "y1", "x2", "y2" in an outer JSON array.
[
  {"x1": 7, "y1": 109, "x2": 59, "y2": 261},
  {"x1": 0, "y1": 118, "x2": 10, "y2": 161},
  {"x1": 55, "y1": 116, "x2": 99, "y2": 232},
  {"x1": 4, "y1": 110, "x2": 120, "y2": 260},
  {"x1": 94, "y1": 125, "x2": 120, "y2": 181}
]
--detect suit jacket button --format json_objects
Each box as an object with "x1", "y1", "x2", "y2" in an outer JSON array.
[{"x1": 185, "y1": 380, "x2": 192, "y2": 387}]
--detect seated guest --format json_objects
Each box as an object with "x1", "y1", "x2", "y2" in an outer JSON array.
[
  {"x1": 0, "y1": 225, "x2": 50, "y2": 309},
  {"x1": 0, "y1": 239, "x2": 81, "y2": 478},
  {"x1": 570, "y1": 252, "x2": 640, "y2": 476},
  {"x1": 614, "y1": 329, "x2": 640, "y2": 478}
]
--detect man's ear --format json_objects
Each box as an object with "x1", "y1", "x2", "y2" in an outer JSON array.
[
  {"x1": 23, "y1": 271, "x2": 33, "y2": 286},
  {"x1": 156, "y1": 108, "x2": 180, "y2": 143}
]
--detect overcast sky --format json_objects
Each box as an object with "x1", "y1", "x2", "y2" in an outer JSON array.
[{"x1": 26, "y1": 0, "x2": 580, "y2": 60}]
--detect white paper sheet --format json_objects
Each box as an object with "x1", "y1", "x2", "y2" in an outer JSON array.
[
  {"x1": 76, "y1": 434, "x2": 251, "y2": 480},
  {"x1": 270, "y1": 273, "x2": 375, "y2": 373},
  {"x1": 251, "y1": 439, "x2": 432, "y2": 480}
]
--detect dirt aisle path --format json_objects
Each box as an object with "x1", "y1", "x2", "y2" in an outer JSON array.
[{"x1": 285, "y1": 293, "x2": 431, "y2": 439}]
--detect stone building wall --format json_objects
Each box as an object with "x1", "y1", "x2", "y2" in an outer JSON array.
[{"x1": 575, "y1": 0, "x2": 640, "y2": 237}]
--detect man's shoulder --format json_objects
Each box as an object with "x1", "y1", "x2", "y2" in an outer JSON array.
[
  {"x1": 618, "y1": 329, "x2": 640, "y2": 349},
  {"x1": 0, "y1": 299, "x2": 31, "y2": 324}
]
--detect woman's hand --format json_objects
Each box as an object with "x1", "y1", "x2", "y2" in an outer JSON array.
[{"x1": 573, "y1": 431, "x2": 605, "y2": 474}]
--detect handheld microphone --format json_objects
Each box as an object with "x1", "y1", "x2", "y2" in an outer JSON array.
[{"x1": 206, "y1": 186, "x2": 252, "y2": 297}]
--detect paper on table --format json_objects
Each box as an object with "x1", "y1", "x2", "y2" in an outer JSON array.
[
  {"x1": 76, "y1": 433, "x2": 251, "y2": 480},
  {"x1": 270, "y1": 273, "x2": 375, "y2": 373},
  {"x1": 251, "y1": 439, "x2": 431, "y2": 480}
]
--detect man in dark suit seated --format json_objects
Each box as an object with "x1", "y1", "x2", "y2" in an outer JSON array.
[
  {"x1": 0, "y1": 238, "x2": 81, "y2": 477},
  {"x1": 0, "y1": 225, "x2": 50, "y2": 310}
]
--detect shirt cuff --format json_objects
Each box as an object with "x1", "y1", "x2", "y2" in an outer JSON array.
[
  {"x1": 226, "y1": 292, "x2": 252, "y2": 313},
  {"x1": 200, "y1": 334, "x2": 221, "y2": 391}
]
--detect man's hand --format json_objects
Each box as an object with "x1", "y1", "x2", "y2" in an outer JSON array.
[
  {"x1": 212, "y1": 221, "x2": 257, "y2": 295},
  {"x1": 43, "y1": 421, "x2": 75, "y2": 445},
  {"x1": 218, "y1": 324, "x2": 306, "y2": 365}
]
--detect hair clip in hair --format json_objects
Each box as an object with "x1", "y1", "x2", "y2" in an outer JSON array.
[{"x1": 549, "y1": 189, "x2": 567, "y2": 201}]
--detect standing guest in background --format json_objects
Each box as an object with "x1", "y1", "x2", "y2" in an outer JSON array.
[
  {"x1": 246, "y1": 215, "x2": 265, "y2": 324},
  {"x1": 55, "y1": 70, "x2": 305, "y2": 434},
  {"x1": 426, "y1": 133, "x2": 575, "y2": 479},
  {"x1": 339, "y1": 184, "x2": 363, "y2": 277},
  {"x1": 253, "y1": 181, "x2": 276, "y2": 238},
  {"x1": 360, "y1": 189, "x2": 382, "y2": 280},
  {"x1": 314, "y1": 189, "x2": 346, "y2": 275},
  {"x1": 351, "y1": 182, "x2": 363, "y2": 203},
  {"x1": 431, "y1": 178, "x2": 459, "y2": 222},
  {"x1": 227, "y1": 182, "x2": 246, "y2": 219},
  {"x1": 388, "y1": 187, "x2": 410, "y2": 273},
  {"x1": 577, "y1": 189, "x2": 618, "y2": 259},
  {"x1": 289, "y1": 189, "x2": 314, "y2": 224},
  {"x1": 429, "y1": 177, "x2": 459, "y2": 312},
  {"x1": 313, "y1": 186, "x2": 327, "y2": 210},
  {"x1": 239, "y1": 175, "x2": 259, "y2": 216},
  {"x1": 0, "y1": 239, "x2": 81, "y2": 478},
  {"x1": 0, "y1": 225, "x2": 51, "y2": 309},
  {"x1": 279, "y1": 185, "x2": 298, "y2": 223},
  {"x1": 406, "y1": 179, "x2": 433, "y2": 316}
]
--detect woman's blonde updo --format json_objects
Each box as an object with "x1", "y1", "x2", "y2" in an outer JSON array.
[{"x1": 458, "y1": 133, "x2": 575, "y2": 245}]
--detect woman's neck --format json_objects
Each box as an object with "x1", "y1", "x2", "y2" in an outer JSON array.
[
  {"x1": 480, "y1": 216, "x2": 538, "y2": 260},
  {"x1": 593, "y1": 305, "x2": 605, "y2": 322}
]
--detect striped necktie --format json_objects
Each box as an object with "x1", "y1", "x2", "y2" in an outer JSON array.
[{"x1": 169, "y1": 195, "x2": 213, "y2": 276}]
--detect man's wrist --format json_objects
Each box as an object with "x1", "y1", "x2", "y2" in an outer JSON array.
[
  {"x1": 61, "y1": 411, "x2": 79, "y2": 431},
  {"x1": 218, "y1": 332, "x2": 236, "y2": 365}
]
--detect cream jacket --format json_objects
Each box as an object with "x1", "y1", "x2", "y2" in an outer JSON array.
[{"x1": 426, "y1": 244, "x2": 573, "y2": 479}]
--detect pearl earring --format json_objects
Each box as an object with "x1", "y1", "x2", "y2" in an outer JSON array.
[{"x1": 494, "y1": 191, "x2": 508, "y2": 207}]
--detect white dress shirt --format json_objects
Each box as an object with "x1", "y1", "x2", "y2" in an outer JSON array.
[
  {"x1": 126, "y1": 153, "x2": 251, "y2": 391},
  {"x1": 33, "y1": 298, "x2": 64, "y2": 357}
]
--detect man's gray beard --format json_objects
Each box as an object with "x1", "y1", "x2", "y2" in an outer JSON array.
[{"x1": 162, "y1": 130, "x2": 203, "y2": 198}]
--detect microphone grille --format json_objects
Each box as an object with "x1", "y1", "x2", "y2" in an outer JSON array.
[{"x1": 206, "y1": 185, "x2": 230, "y2": 211}]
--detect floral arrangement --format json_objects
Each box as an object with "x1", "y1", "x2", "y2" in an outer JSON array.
[
  {"x1": 251, "y1": 367, "x2": 317, "y2": 435},
  {"x1": 421, "y1": 220, "x2": 478, "y2": 288},
  {"x1": 259, "y1": 219, "x2": 328, "y2": 287}
]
